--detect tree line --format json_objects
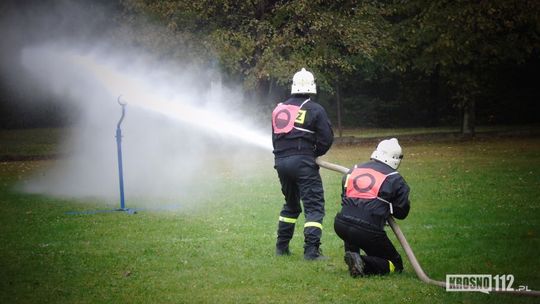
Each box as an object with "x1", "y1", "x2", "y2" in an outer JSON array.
[
  {"x1": 118, "y1": 0, "x2": 539, "y2": 135},
  {"x1": 1, "y1": 0, "x2": 539, "y2": 133}
]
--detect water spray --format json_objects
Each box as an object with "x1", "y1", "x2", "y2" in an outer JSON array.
[{"x1": 316, "y1": 158, "x2": 539, "y2": 297}]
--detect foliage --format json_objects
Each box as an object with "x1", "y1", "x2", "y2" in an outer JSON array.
[
  {"x1": 0, "y1": 0, "x2": 540, "y2": 132},
  {"x1": 384, "y1": 0, "x2": 540, "y2": 132},
  {"x1": 118, "y1": 0, "x2": 392, "y2": 97},
  {"x1": 115, "y1": 0, "x2": 540, "y2": 131},
  {"x1": 3, "y1": 1, "x2": 538, "y2": 131}
]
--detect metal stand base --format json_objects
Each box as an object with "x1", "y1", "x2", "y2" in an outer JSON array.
[{"x1": 115, "y1": 208, "x2": 137, "y2": 214}]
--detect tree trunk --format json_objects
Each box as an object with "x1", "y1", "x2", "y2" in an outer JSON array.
[
  {"x1": 428, "y1": 65, "x2": 440, "y2": 126},
  {"x1": 461, "y1": 99, "x2": 476, "y2": 137},
  {"x1": 336, "y1": 82, "x2": 343, "y2": 137}
]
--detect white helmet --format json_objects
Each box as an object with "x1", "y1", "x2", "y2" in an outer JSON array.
[
  {"x1": 370, "y1": 138, "x2": 403, "y2": 169},
  {"x1": 291, "y1": 68, "x2": 316, "y2": 94}
]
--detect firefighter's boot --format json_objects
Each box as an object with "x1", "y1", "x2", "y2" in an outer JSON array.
[
  {"x1": 304, "y1": 246, "x2": 327, "y2": 261},
  {"x1": 344, "y1": 251, "x2": 365, "y2": 277},
  {"x1": 276, "y1": 220, "x2": 295, "y2": 256},
  {"x1": 303, "y1": 224, "x2": 326, "y2": 260}
]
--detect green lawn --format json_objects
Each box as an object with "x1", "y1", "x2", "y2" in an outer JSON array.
[
  {"x1": 339, "y1": 124, "x2": 539, "y2": 138},
  {"x1": 1, "y1": 130, "x2": 539, "y2": 303}
]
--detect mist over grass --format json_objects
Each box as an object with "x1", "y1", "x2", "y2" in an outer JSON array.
[{"x1": 0, "y1": 1, "x2": 273, "y2": 205}]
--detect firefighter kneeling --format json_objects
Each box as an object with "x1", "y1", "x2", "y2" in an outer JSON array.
[{"x1": 334, "y1": 138, "x2": 411, "y2": 277}]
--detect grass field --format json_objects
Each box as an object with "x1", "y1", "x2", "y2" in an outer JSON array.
[
  {"x1": 1, "y1": 129, "x2": 539, "y2": 303},
  {"x1": 339, "y1": 124, "x2": 539, "y2": 138}
]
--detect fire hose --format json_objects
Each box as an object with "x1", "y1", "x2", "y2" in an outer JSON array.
[{"x1": 315, "y1": 157, "x2": 540, "y2": 297}]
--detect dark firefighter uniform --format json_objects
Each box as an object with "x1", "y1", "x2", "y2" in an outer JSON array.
[
  {"x1": 334, "y1": 160, "x2": 411, "y2": 274},
  {"x1": 272, "y1": 94, "x2": 334, "y2": 259}
]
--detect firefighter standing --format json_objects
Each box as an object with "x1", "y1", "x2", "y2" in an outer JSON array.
[
  {"x1": 272, "y1": 68, "x2": 334, "y2": 260},
  {"x1": 334, "y1": 138, "x2": 411, "y2": 276}
]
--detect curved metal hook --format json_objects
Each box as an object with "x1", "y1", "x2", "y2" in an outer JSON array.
[
  {"x1": 116, "y1": 95, "x2": 127, "y2": 129},
  {"x1": 117, "y1": 95, "x2": 128, "y2": 106}
]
